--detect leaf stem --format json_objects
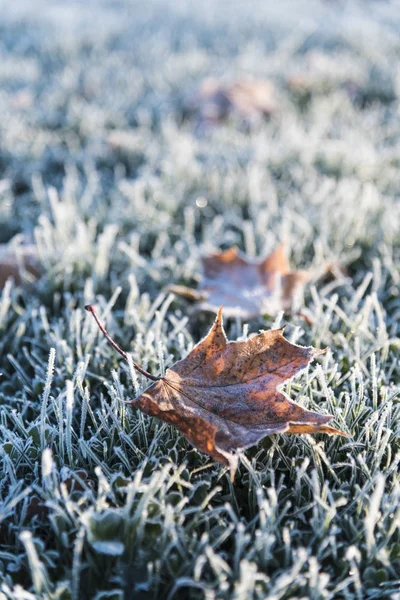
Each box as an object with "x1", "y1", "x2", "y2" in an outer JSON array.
[{"x1": 85, "y1": 304, "x2": 160, "y2": 382}]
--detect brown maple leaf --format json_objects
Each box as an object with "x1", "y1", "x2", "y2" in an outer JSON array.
[
  {"x1": 167, "y1": 244, "x2": 311, "y2": 319},
  {"x1": 186, "y1": 78, "x2": 276, "y2": 124},
  {"x1": 86, "y1": 304, "x2": 347, "y2": 478},
  {"x1": 0, "y1": 243, "x2": 39, "y2": 287}
]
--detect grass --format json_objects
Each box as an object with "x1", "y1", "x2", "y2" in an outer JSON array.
[{"x1": 0, "y1": 0, "x2": 399, "y2": 598}]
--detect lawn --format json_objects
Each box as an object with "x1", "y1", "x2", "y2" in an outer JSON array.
[{"x1": 0, "y1": 1, "x2": 399, "y2": 598}]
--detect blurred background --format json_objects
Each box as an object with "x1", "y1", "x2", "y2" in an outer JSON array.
[{"x1": 1, "y1": 0, "x2": 399, "y2": 250}]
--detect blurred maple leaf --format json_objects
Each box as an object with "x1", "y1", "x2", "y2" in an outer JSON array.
[
  {"x1": 0, "y1": 243, "x2": 39, "y2": 287},
  {"x1": 186, "y1": 78, "x2": 277, "y2": 124},
  {"x1": 168, "y1": 244, "x2": 311, "y2": 319}
]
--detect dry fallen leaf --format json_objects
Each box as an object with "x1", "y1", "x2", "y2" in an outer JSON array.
[
  {"x1": 186, "y1": 78, "x2": 276, "y2": 124},
  {"x1": 0, "y1": 243, "x2": 39, "y2": 287},
  {"x1": 86, "y1": 304, "x2": 347, "y2": 478},
  {"x1": 168, "y1": 244, "x2": 311, "y2": 319}
]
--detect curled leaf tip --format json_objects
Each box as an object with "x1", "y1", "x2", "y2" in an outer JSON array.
[
  {"x1": 216, "y1": 305, "x2": 224, "y2": 323},
  {"x1": 313, "y1": 347, "x2": 327, "y2": 357}
]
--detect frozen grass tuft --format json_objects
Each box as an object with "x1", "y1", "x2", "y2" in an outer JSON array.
[{"x1": 0, "y1": 0, "x2": 399, "y2": 598}]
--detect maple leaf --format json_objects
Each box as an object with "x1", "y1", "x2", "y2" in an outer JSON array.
[
  {"x1": 167, "y1": 244, "x2": 311, "y2": 319},
  {"x1": 186, "y1": 78, "x2": 276, "y2": 124},
  {"x1": 86, "y1": 305, "x2": 347, "y2": 478},
  {"x1": 0, "y1": 243, "x2": 39, "y2": 287}
]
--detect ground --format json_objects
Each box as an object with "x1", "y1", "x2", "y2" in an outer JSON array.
[{"x1": 0, "y1": 1, "x2": 399, "y2": 599}]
